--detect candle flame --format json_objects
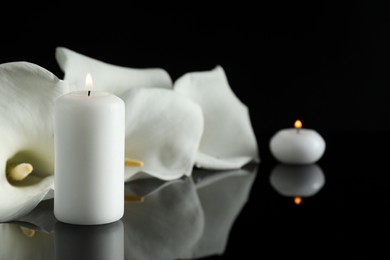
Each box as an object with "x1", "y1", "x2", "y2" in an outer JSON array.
[
  {"x1": 294, "y1": 196, "x2": 302, "y2": 205},
  {"x1": 85, "y1": 73, "x2": 92, "y2": 96},
  {"x1": 294, "y1": 120, "x2": 302, "y2": 129},
  {"x1": 85, "y1": 73, "x2": 93, "y2": 89}
]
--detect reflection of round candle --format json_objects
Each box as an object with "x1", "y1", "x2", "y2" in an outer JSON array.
[
  {"x1": 269, "y1": 120, "x2": 326, "y2": 164},
  {"x1": 54, "y1": 74, "x2": 125, "y2": 225},
  {"x1": 269, "y1": 163, "x2": 325, "y2": 197}
]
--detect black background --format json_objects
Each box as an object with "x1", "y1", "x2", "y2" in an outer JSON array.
[{"x1": 1, "y1": 2, "x2": 390, "y2": 138}]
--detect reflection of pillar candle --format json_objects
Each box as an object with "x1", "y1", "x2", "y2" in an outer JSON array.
[
  {"x1": 54, "y1": 220, "x2": 124, "y2": 260},
  {"x1": 54, "y1": 74, "x2": 125, "y2": 225},
  {"x1": 269, "y1": 163, "x2": 325, "y2": 198},
  {"x1": 269, "y1": 120, "x2": 326, "y2": 164}
]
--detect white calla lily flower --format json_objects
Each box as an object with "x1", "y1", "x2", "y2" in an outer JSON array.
[
  {"x1": 174, "y1": 65, "x2": 260, "y2": 169},
  {"x1": 121, "y1": 88, "x2": 204, "y2": 181},
  {"x1": 0, "y1": 62, "x2": 67, "y2": 222},
  {"x1": 55, "y1": 47, "x2": 173, "y2": 95}
]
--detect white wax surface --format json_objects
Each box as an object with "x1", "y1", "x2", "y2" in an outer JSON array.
[
  {"x1": 54, "y1": 90, "x2": 125, "y2": 225},
  {"x1": 269, "y1": 128, "x2": 326, "y2": 164}
]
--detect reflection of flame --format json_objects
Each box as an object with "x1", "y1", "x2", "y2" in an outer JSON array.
[
  {"x1": 294, "y1": 196, "x2": 302, "y2": 205},
  {"x1": 294, "y1": 120, "x2": 302, "y2": 129}
]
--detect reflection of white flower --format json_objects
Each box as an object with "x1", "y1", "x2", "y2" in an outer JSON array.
[
  {"x1": 123, "y1": 176, "x2": 204, "y2": 260},
  {"x1": 174, "y1": 66, "x2": 260, "y2": 169},
  {"x1": 0, "y1": 223, "x2": 54, "y2": 260},
  {"x1": 0, "y1": 62, "x2": 67, "y2": 222},
  {"x1": 55, "y1": 46, "x2": 173, "y2": 95},
  {"x1": 183, "y1": 165, "x2": 258, "y2": 259},
  {"x1": 2, "y1": 165, "x2": 258, "y2": 259},
  {"x1": 121, "y1": 88, "x2": 203, "y2": 181}
]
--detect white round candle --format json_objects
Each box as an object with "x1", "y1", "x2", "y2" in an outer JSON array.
[
  {"x1": 269, "y1": 120, "x2": 326, "y2": 164},
  {"x1": 54, "y1": 75, "x2": 125, "y2": 225}
]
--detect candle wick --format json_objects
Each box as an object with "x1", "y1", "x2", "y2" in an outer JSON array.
[
  {"x1": 88, "y1": 90, "x2": 91, "y2": 97},
  {"x1": 296, "y1": 128, "x2": 300, "y2": 134}
]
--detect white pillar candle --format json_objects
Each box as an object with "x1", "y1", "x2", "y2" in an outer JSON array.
[
  {"x1": 269, "y1": 120, "x2": 326, "y2": 164},
  {"x1": 54, "y1": 74, "x2": 125, "y2": 225}
]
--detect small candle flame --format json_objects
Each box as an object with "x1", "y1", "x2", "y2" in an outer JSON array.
[
  {"x1": 294, "y1": 196, "x2": 302, "y2": 205},
  {"x1": 294, "y1": 120, "x2": 302, "y2": 129},
  {"x1": 85, "y1": 73, "x2": 93, "y2": 96}
]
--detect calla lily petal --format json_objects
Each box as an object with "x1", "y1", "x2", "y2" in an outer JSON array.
[
  {"x1": 120, "y1": 88, "x2": 204, "y2": 181},
  {"x1": 55, "y1": 47, "x2": 173, "y2": 95},
  {"x1": 0, "y1": 62, "x2": 67, "y2": 222},
  {"x1": 174, "y1": 65, "x2": 259, "y2": 170}
]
